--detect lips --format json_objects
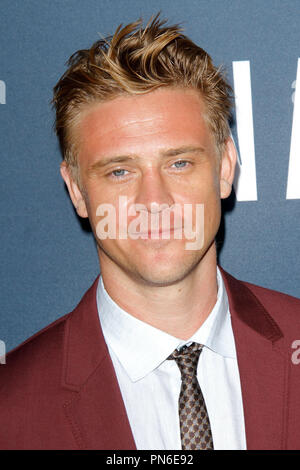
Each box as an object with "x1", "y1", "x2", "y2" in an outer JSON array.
[{"x1": 128, "y1": 227, "x2": 182, "y2": 238}]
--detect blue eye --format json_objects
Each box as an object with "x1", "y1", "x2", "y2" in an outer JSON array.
[
  {"x1": 173, "y1": 160, "x2": 188, "y2": 168},
  {"x1": 112, "y1": 169, "x2": 127, "y2": 177}
]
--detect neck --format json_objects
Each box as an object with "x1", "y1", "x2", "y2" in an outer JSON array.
[{"x1": 99, "y1": 244, "x2": 218, "y2": 340}]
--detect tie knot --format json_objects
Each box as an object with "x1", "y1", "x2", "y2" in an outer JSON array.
[{"x1": 167, "y1": 342, "x2": 203, "y2": 377}]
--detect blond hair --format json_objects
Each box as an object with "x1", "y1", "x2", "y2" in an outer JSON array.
[{"x1": 52, "y1": 14, "x2": 233, "y2": 179}]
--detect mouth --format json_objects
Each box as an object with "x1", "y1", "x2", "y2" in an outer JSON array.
[{"x1": 128, "y1": 226, "x2": 182, "y2": 239}]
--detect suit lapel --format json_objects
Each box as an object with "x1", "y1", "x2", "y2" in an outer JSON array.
[
  {"x1": 220, "y1": 269, "x2": 289, "y2": 450},
  {"x1": 61, "y1": 270, "x2": 289, "y2": 449},
  {"x1": 61, "y1": 276, "x2": 136, "y2": 450}
]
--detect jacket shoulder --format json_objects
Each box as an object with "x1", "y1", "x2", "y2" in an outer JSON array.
[
  {"x1": 0, "y1": 311, "x2": 71, "y2": 392},
  {"x1": 241, "y1": 278, "x2": 300, "y2": 332},
  {"x1": 243, "y1": 279, "x2": 300, "y2": 309},
  {"x1": 0, "y1": 275, "x2": 100, "y2": 391},
  {"x1": 220, "y1": 267, "x2": 300, "y2": 337}
]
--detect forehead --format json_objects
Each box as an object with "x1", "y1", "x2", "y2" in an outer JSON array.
[{"x1": 74, "y1": 87, "x2": 215, "y2": 159}]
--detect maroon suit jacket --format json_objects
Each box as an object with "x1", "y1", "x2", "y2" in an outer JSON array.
[{"x1": 1, "y1": 268, "x2": 300, "y2": 450}]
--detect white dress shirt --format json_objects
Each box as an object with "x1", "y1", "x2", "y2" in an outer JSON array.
[{"x1": 96, "y1": 268, "x2": 247, "y2": 450}]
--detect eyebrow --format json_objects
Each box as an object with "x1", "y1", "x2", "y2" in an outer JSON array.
[
  {"x1": 161, "y1": 146, "x2": 205, "y2": 158},
  {"x1": 87, "y1": 146, "x2": 206, "y2": 173}
]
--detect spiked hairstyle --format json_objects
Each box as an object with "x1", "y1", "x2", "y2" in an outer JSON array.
[{"x1": 52, "y1": 15, "x2": 233, "y2": 180}]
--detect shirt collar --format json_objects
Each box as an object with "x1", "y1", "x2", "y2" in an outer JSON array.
[{"x1": 97, "y1": 267, "x2": 236, "y2": 382}]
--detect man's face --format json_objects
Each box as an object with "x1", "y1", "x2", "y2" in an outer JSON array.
[{"x1": 62, "y1": 87, "x2": 236, "y2": 286}]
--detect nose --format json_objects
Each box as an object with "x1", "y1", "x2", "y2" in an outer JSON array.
[{"x1": 135, "y1": 168, "x2": 175, "y2": 213}]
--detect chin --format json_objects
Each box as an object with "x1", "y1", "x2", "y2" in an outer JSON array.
[
  {"x1": 131, "y1": 255, "x2": 202, "y2": 287},
  {"x1": 98, "y1": 239, "x2": 208, "y2": 286}
]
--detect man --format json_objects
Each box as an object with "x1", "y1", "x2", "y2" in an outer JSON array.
[{"x1": 0, "y1": 15, "x2": 300, "y2": 450}]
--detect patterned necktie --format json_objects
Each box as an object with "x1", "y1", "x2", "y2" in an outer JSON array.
[{"x1": 167, "y1": 342, "x2": 214, "y2": 450}]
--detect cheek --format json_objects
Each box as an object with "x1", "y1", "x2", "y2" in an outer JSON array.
[
  {"x1": 80, "y1": 187, "x2": 107, "y2": 234},
  {"x1": 204, "y1": 165, "x2": 221, "y2": 203},
  {"x1": 186, "y1": 170, "x2": 220, "y2": 205},
  {"x1": 195, "y1": 172, "x2": 221, "y2": 230},
  {"x1": 81, "y1": 179, "x2": 112, "y2": 213},
  {"x1": 85, "y1": 190, "x2": 137, "y2": 241}
]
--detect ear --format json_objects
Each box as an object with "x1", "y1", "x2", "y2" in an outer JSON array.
[
  {"x1": 219, "y1": 137, "x2": 237, "y2": 199},
  {"x1": 60, "y1": 161, "x2": 88, "y2": 218}
]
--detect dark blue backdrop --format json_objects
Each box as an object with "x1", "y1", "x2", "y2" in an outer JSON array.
[{"x1": 1, "y1": 0, "x2": 299, "y2": 352}]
